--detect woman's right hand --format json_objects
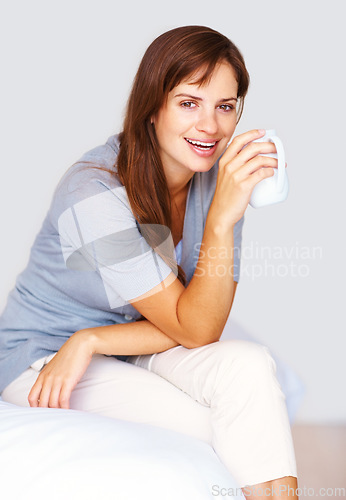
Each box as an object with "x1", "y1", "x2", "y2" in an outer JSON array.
[
  {"x1": 28, "y1": 330, "x2": 95, "y2": 409},
  {"x1": 209, "y1": 129, "x2": 278, "y2": 228}
]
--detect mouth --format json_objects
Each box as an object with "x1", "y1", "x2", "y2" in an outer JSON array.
[
  {"x1": 184, "y1": 137, "x2": 220, "y2": 158},
  {"x1": 184, "y1": 138, "x2": 219, "y2": 151}
]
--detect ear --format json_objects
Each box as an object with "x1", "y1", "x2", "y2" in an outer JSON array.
[{"x1": 150, "y1": 113, "x2": 156, "y2": 126}]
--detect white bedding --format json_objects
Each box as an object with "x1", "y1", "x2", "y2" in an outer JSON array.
[{"x1": 0, "y1": 400, "x2": 244, "y2": 500}]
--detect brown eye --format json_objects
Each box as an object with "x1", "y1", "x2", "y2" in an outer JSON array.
[
  {"x1": 181, "y1": 101, "x2": 196, "y2": 108},
  {"x1": 219, "y1": 104, "x2": 234, "y2": 111}
]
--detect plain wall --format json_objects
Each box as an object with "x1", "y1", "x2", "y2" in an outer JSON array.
[{"x1": 0, "y1": 0, "x2": 344, "y2": 423}]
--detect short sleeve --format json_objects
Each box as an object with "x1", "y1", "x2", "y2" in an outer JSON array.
[{"x1": 57, "y1": 180, "x2": 177, "y2": 308}]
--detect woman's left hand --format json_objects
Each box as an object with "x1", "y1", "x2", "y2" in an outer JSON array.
[{"x1": 28, "y1": 330, "x2": 94, "y2": 409}]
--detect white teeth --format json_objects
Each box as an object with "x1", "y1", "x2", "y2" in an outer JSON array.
[{"x1": 185, "y1": 138, "x2": 216, "y2": 147}]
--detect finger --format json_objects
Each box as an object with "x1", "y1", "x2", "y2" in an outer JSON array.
[
  {"x1": 246, "y1": 155, "x2": 278, "y2": 175},
  {"x1": 246, "y1": 165, "x2": 275, "y2": 190},
  {"x1": 230, "y1": 155, "x2": 278, "y2": 184},
  {"x1": 235, "y1": 141, "x2": 277, "y2": 167},
  {"x1": 221, "y1": 129, "x2": 266, "y2": 165},
  {"x1": 28, "y1": 379, "x2": 43, "y2": 408},
  {"x1": 38, "y1": 380, "x2": 53, "y2": 408},
  {"x1": 48, "y1": 384, "x2": 63, "y2": 409},
  {"x1": 222, "y1": 142, "x2": 278, "y2": 176},
  {"x1": 59, "y1": 383, "x2": 73, "y2": 409}
]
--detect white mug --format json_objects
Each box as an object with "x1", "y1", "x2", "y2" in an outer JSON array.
[{"x1": 249, "y1": 129, "x2": 289, "y2": 208}]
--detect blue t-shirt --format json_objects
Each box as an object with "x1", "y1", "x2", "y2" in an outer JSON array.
[{"x1": 0, "y1": 135, "x2": 244, "y2": 393}]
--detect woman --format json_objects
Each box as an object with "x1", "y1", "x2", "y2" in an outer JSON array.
[{"x1": 0, "y1": 26, "x2": 298, "y2": 499}]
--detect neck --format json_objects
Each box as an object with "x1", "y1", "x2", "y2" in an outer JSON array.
[{"x1": 166, "y1": 171, "x2": 194, "y2": 200}]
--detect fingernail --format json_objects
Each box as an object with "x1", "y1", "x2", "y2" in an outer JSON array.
[{"x1": 258, "y1": 129, "x2": 265, "y2": 134}]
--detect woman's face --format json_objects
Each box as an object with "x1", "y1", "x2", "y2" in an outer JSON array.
[{"x1": 153, "y1": 62, "x2": 239, "y2": 185}]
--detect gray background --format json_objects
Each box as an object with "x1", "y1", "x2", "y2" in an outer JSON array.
[{"x1": 0, "y1": 0, "x2": 344, "y2": 423}]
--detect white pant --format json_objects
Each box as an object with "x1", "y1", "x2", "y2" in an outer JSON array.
[{"x1": 1, "y1": 339, "x2": 297, "y2": 488}]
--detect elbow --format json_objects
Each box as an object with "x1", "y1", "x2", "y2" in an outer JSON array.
[
  {"x1": 180, "y1": 333, "x2": 221, "y2": 350},
  {"x1": 173, "y1": 309, "x2": 223, "y2": 349}
]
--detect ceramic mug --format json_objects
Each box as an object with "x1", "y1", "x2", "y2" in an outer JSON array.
[{"x1": 249, "y1": 129, "x2": 289, "y2": 208}]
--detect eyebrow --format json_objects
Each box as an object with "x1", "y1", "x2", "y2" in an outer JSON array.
[{"x1": 174, "y1": 93, "x2": 238, "y2": 102}]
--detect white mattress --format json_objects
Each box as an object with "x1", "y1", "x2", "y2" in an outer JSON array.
[{"x1": 0, "y1": 399, "x2": 244, "y2": 500}]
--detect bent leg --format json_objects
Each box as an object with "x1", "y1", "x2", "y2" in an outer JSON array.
[{"x1": 129, "y1": 340, "x2": 297, "y2": 488}]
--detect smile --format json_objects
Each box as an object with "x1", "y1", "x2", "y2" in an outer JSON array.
[
  {"x1": 184, "y1": 138, "x2": 218, "y2": 150},
  {"x1": 184, "y1": 137, "x2": 219, "y2": 158}
]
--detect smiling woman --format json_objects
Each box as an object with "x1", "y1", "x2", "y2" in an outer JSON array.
[{"x1": 0, "y1": 25, "x2": 298, "y2": 499}]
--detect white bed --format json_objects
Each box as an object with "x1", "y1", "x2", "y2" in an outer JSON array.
[{"x1": 0, "y1": 322, "x2": 304, "y2": 500}]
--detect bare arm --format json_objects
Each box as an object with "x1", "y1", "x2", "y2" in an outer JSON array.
[
  {"x1": 27, "y1": 319, "x2": 177, "y2": 409},
  {"x1": 82, "y1": 279, "x2": 235, "y2": 357},
  {"x1": 27, "y1": 280, "x2": 236, "y2": 410},
  {"x1": 129, "y1": 129, "x2": 276, "y2": 348},
  {"x1": 129, "y1": 226, "x2": 237, "y2": 348},
  {"x1": 86, "y1": 318, "x2": 180, "y2": 355}
]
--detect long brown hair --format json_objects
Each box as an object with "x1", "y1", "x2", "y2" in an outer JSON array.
[{"x1": 117, "y1": 26, "x2": 250, "y2": 285}]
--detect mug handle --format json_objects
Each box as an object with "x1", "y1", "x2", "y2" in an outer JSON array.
[{"x1": 268, "y1": 134, "x2": 285, "y2": 192}]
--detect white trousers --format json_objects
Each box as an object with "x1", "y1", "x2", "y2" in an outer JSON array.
[{"x1": 1, "y1": 339, "x2": 297, "y2": 488}]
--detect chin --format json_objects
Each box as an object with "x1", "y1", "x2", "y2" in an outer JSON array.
[{"x1": 190, "y1": 159, "x2": 218, "y2": 173}]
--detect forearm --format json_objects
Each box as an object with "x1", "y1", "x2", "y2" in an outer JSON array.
[
  {"x1": 29, "y1": 321, "x2": 179, "y2": 409},
  {"x1": 177, "y1": 215, "x2": 236, "y2": 344},
  {"x1": 173, "y1": 129, "x2": 275, "y2": 346},
  {"x1": 80, "y1": 319, "x2": 179, "y2": 357}
]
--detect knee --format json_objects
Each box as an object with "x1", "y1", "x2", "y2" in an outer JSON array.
[{"x1": 212, "y1": 339, "x2": 277, "y2": 380}]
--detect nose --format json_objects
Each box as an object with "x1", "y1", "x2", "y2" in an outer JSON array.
[{"x1": 195, "y1": 108, "x2": 218, "y2": 136}]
